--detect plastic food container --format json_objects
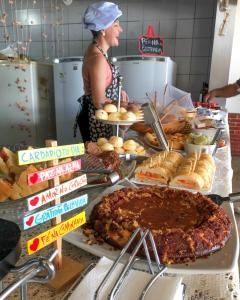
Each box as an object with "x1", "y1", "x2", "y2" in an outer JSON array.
[{"x1": 184, "y1": 142, "x2": 216, "y2": 155}]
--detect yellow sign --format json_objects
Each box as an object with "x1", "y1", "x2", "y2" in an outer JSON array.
[
  {"x1": 18, "y1": 143, "x2": 84, "y2": 165},
  {"x1": 27, "y1": 211, "x2": 86, "y2": 254}
]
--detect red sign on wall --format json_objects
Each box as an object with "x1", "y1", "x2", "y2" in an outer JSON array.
[{"x1": 138, "y1": 25, "x2": 164, "y2": 56}]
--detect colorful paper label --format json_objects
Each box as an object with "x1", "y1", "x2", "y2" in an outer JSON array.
[
  {"x1": 27, "y1": 174, "x2": 87, "y2": 211},
  {"x1": 27, "y1": 211, "x2": 86, "y2": 254},
  {"x1": 18, "y1": 143, "x2": 84, "y2": 165},
  {"x1": 23, "y1": 194, "x2": 88, "y2": 229},
  {"x1": 27, "y1": 159, "x2": 81, "y2": 185}
]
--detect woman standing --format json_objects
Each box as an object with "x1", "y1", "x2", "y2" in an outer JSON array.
[{"x1": 75, "y1": 1, "x2": 128, "y2": 142}]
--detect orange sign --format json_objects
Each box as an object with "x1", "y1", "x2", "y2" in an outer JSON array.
[{"x1": 27, "y1": 211, "x2": 86, "y2": 254}]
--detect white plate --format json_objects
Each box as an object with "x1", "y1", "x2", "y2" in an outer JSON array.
[
  {"x1": 98, "y1": 119, "x2": 144, "y2": 126},
  {"x1": 64, "y1": 185, "x2": 239, "y2": 274},
  {"x1": 130, "y1": 178, "x2": 212, "y2": 195}
]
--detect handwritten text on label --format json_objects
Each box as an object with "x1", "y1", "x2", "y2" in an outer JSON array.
[
  {"x1": 18, "y1": 143, "x2": 84, "y2": 165},
  {"x1": 23, "y1": 194, "x2": 88, "y2": 229},
  {"x1": 27, "y1": 159, "x2": 81, "y2": 185},
  {"x1": 27, "y1": 174, "x2": 87, "y2": 210},
  {"x1": 27, "y1": 211, "x2": 86, "y2": 254}
]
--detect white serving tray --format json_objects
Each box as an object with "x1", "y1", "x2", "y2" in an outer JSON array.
[{"x1": 64, "y1": 184, "x2": 239, "y2": 275}]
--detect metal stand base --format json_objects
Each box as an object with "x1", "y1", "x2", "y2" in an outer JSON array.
[{"x1": 0, "y1": 250, "x2": 57, "y2": 300}]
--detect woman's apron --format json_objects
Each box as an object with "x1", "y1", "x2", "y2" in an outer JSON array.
[{"x1": 74, "y1": 57, "x2": 120, "y2": 142}]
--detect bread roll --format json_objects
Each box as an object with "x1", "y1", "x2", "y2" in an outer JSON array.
[
  {"x1": 95, "y1": 109, "x2": 108, "y2": 120},
  {"x1": 128, "y1": 103, "x2": 141, "y2": 113},
  {"x1": 121, "y1": 111, "x2": 137, "y2": 121},
  {"x1": 135, "y1": 145, "x2": 145, "y2": 155},
  {"x1": 120, "y1": 107, "x2": 127, "y2": 113},
  {"x1": 123, "y1": 139, "x2": 137, "y2": 151},
  {"x1": 100, "y1": 143, "x2": 114, "y2": 152},
  {"x1": 97, "y1": 137, "x2": 108, "y2": 146},
  {"x1": 104, "y1": 103, "x2": 117, "y2": 113},
  {"x1": 108, "y1": 112, "x2": 121, "y2": 121},
  {"x1": 114, "y1": 147, "x2": 125, "y2": 154},
  {"x1": 109, "y1": 136, "x2": 123, "y2": 148}
]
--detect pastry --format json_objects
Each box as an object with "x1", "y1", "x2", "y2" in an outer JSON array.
[
  {"x1": 95, "y1": 109, "x2": 108, "y2": 120},
  {"x1": 109, "y1": 136, "x2": 123, "y2": 148},
  {"x1": 108, "y1": 112, "x2": 121, "y2": 121},
  {"x1": 100, "y1": 143, "x2": 114, "y2": 152},
  {"x1": 103, "y1": 103, "x2": 118, "y2": 113},
  {"x1": 89, "y1": 186, "x2": 231, "y2": 264},
  {"x1": 123, "y1": 139, "x2": 137, "y2": 151},
  {"x1": 121, "y1": 111, "x2": 137, "y2": 121},
  {"x1": 97, "y1": 137, "x2": 108, "y2": 146}
]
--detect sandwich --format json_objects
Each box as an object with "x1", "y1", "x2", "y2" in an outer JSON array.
[
  {"x1": 169, "y1": 171, "x2": 205, "y2": 190},
  {"x1": 135, "y1": 166, "x2": 171, "y2": 184}
]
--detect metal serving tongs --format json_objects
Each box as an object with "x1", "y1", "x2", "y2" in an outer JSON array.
[
  {"x1": 94, "y1": 228, "x2": 167, "y2": 300},
  {"x1": 77, "y1": 171, "x2": 120, "y2": 192},
  {"x1": 119, "y1": 153, "x2": 148, "y2": 162},
  {"x1": 142, "y1": 102, "x2": 169, "y2": 151},
  {"x1": 79, "y1": 153, "x2": 113, "y2": 174}
]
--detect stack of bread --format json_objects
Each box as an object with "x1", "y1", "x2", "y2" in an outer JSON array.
[
  {"x1": 0, "y1": 147, "x2": 74, "y2": 202},
  {"x1": 97, "y1": 136, "x2": 146, "y2": 155},
  {"x1": 95, "y1": 103, "x2": 143, "y2": 122},
  {"x1": 134, "y1": 151, "x2": 215, "y2": 191},
  {"x1": 169, "y1": 152, "x2": 215, "y2": 190},
  {"x1": 134, "y1": 151, "x2": 183, "y2": 184}
]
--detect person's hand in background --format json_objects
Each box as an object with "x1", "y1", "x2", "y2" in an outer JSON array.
[
  {"x1": 120, "y1": 90, "x2": 129, "y2": 108},
  {"x1": 204, "y1": 82, "x2": 240, "y2": 103},
  {"x1": 204, "y1": 90, "x2": 216, "y2": 102}
]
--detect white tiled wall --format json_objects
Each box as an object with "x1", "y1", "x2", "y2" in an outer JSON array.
[{"x1": 0, "y1": 0, "x2": 217, "y2": 99}]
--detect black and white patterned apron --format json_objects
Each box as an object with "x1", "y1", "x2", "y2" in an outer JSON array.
[{"x1": 74, "y1": 51, "x2": 120, "y2": 142}]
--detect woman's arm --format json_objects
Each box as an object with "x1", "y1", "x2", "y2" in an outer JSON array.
[{"x1": 204, "y1": 83, "x2": 240, "y2": 102}]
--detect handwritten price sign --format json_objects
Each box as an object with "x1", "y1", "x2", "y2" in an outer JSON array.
[
  {"x1": 27, "y1": 159, "x2": 81, "y2": 185},
  {"x1": 18, "y1": 143, "x2": 84, "y2": 165},
  {"x1": 27, "y1": 211, "x2": 86, "y2": 254},
  {"x1": 24, "y1": 194, "x2": 88, "y2": 229},
  {"x1": 27, "y1": 174, "x2": 87, "y2": 211}
]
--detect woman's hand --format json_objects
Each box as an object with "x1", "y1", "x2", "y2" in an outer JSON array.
[
  {"x1": 120, "y1": 90, "x2": 129, "y2": 108},
  {"x1": 204, "y1": 90, "x2": 216, "y2": 102}
]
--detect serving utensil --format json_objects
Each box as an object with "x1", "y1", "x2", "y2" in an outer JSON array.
[
  {"x1": 211, "y1": 128, "x2": 222, "y2": 145},
  {"x1": 77, "y1": 171, "x2": 120, "y2": 192},
  {"x1": 119, "y1": 153, "x2": 148, "y2": 162},
  {"x1": 208, "y1": 192, "x2": 240, "y2": 206}
]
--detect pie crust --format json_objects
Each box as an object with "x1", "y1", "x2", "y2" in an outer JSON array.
[{"x1": 90, "y1": 186, "x2": 231, "y2": 264}]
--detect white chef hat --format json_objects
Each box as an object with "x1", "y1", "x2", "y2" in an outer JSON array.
[{"x1": 83, "y1": 1, "x2": 122, "y2": 31}]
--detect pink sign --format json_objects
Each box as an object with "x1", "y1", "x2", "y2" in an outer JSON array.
[{"x1": 27, "y1": 159, "x2": 81, "y2": 185}]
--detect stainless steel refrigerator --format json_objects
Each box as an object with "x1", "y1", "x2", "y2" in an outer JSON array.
[
  {"x1": 0, "y1": 61, "x2": 56, "y2": 147},
  {"x1": 53, "y1": 57, "x2": 84, "y2": 145}
]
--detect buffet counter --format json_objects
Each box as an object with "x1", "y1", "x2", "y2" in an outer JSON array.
[{"x1": 1, "y1": 120, "x2": 240, "y2": 300}]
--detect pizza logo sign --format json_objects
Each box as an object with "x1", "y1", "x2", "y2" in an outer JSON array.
[{"x1": 138, "y1": 25, "x2": 164, "y2": 56}]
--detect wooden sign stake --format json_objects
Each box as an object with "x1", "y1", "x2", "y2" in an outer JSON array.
[
  {"x1": 45, "y1": 140, "x2": 84, "y2": 291},
  {"x1": 46, "y1": 139, "x2": 62, "y2": 269}
]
